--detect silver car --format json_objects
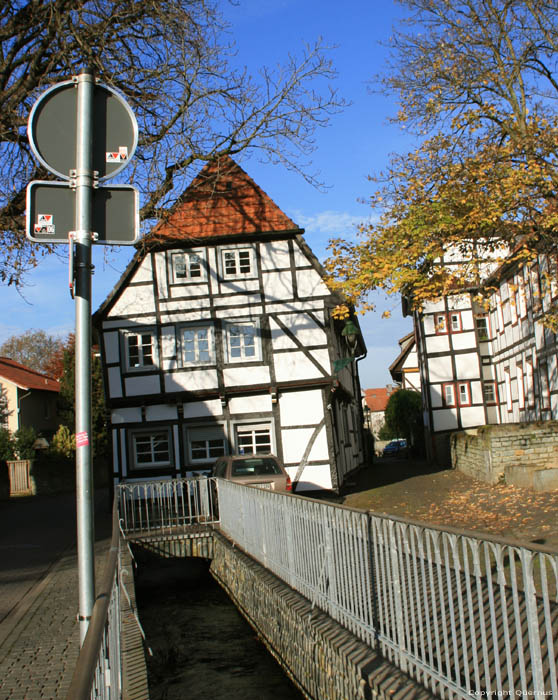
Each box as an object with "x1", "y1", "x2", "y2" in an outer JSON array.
[{"x1": 211, "y1": 454, "x2": 292, "y2": 492}]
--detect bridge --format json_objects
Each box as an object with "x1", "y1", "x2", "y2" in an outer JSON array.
[{"x1": 67, "y1": 476, "x2": 558, "y2": 700}]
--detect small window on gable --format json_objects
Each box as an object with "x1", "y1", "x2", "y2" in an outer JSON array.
[
  {"x1": 125, "y1": 330, "x2": 157, "y2": 370},
  {"x1": 172, "y1": 251, "x2": 205, "y2": 283},
  {"x1": 222, "y1": 248, "x2": 254, "y2": 278}
]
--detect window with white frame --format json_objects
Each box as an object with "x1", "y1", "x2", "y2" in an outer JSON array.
[
  {"x1": 225, "y1": 321, "x2": 261, "y2": 362},
  {"x1": 449, "y1": 312, "x2": 462, "y2": 332},
  {"x1": 186, "y1": 426, "x2": 227, "y2": 464},
  {"x1": 235, "y1": 423, "x2": 272, "y2": 454},
  {"x1": 482, "y1": 381, "x2": 497, "y2": 404},
  {"x1": 172, "y1": 251, "x2": 205, "y2": 282},
  {"x1": 222, "y1": 248, "x2": 254, "y2": 278},
  {"x1": 125, "y1": 330, "x2": 157, "y2": 370},
  {"x1": 132, "y1": 430, "x2": 171, "y2": 469},
  {"x1": 434, "y1": 311, "x2": 462, "y2": 334},
  {"x1": 443, "y1": 383, "x2": 456, "y2": 406},
  {"x1": 181, "y1": 325, "x2": 214, "y2": 365},
  {"x1": 435, "y1": 313, "x2": 448, "y2": 334},
  {"x1": 458, "y1": 382, "x2": 470, "y2": 406},
  {"x1": 442, "y1": 381, "x2": 471, "y2": 406},
  {"x1": 475, "y1": 315, "x2": 490, "y2": 341}
]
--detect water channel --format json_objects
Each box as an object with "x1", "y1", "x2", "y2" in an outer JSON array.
[{"x1": 134, "y1": 551, "x2": 305, "y2": 700}]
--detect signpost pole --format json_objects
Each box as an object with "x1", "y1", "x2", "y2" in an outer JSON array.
[{"x1": 74, "y1": 69, "x2": 95, "y2": 645}]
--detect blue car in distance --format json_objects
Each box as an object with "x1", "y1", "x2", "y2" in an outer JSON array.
[{"x1": 382, "y1": 439, "x2": 407, "y2": 457}]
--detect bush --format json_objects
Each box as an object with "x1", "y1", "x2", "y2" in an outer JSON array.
[
  {"x1": 13, "y1": 426, "x2": 37, "y2": 460},
  {"x1": 0, "y1": 428, "x2": 15, "y2": 461},
  {"x1": 51, "y1": 425, "x2": 76, "y2": 458}
]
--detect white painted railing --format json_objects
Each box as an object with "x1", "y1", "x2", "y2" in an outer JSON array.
[{"x1": 216, "y1": 478, "x2": 558, "y2": 699}]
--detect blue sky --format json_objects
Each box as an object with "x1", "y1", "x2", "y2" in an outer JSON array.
[{"x1": 2, "y1": 0, "x2": 416, "y2": 389}]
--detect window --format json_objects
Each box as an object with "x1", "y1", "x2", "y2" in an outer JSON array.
[
  {"x1": 434, "y1": 311, "x2": 461, "y2": 334},
  {"x1": 186, "y1": 426, "x2": 227, "y2": 464},
  {"x1": 235, "y1": 423, "x2": 272, "y2": 454},
  {"x1": 458, "y1": 382, "x2": 470, "y2": 406},
  {"x1": 475, "y1": 316, "x2": 490, "y2": 341},
  {"x1": 449, "y1": 312, "x2": 462, "y2": 332},
  {"x1": 443, "y1": 383, "x2": 456, "y2": 406},
  {"x1": 181, "y1": 325, "x2": 214, "y2": 365},
  {"x1": 172, "y1": 251, "x2": 205, "y2": 282},
  {"x1": 132, "y1": 431, "x2": 171, "y2": 469},
  {"x1": 435, "y1": 313, "x2": 447, "y2": 334},
  {"x1": 222, "y1": 248, "x2": 254, "y2": 278},
  {"x1": 225, "y1": 321, "x2": 261, "y2": 362},
  {"x1": 442, "y1": 381, "x2": 471, "y2": 406},
  {"x1": 125, "y1": 331, "x2": 156, "y2": 370},
  {"x1": 483, "y1": 382, "x2": 497, "y2": 404}
]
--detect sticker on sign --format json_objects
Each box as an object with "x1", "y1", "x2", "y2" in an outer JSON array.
[{"x1": 106, "y1": 146, "x2": 128, "y2": 162}]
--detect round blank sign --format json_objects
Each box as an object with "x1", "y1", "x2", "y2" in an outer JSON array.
[{"x1": 28, "y1": 79, "x2": 138, "y2": 181}]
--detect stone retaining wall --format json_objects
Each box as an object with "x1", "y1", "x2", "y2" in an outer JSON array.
[
  {"x1": 209, "y1": 531, "x2": 432, "y2": 700},
  {"x1": 451, "y1": 421, "x2": 558, "y2": 490}
]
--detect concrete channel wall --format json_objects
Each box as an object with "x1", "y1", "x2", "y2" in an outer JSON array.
[{"x1": 127, "y1": 530, "x2": 433, "y2": 700}]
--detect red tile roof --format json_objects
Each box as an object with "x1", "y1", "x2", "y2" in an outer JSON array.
[
  {"x1": 0, "y1": 357, "x2": 60, "y2": 393},
  {"x1": 363, "y1": 387, "x2": 398, "y2": 412},
  {"x1": 146, "y1": 156, "x2": 300, "y2": 244}
]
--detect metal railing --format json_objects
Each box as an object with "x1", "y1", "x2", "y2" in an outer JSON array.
[
  {"x1": 66, "y1": 499, "x2": 122, "y2": 700},
  {"x1": 216, "y1": 478, "x2": 558, "y2": 699},
  {"x1": 66, "y1": 477, "x2": 219, "y2": 699},
  {"x1": 70, "y1": 476, "x2": 558, "y2": 699},
  {"x1": 117, "y1": 477, "x2": 219, "y2": 535}
]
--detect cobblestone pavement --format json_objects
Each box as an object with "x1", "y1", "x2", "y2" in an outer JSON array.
[{"x1": 0, "y1": 491, "x2": 112, "y2": 700}]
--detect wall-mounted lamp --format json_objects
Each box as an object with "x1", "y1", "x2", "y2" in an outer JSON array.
[{"x1": 341, "y1": 319, "x2": 360, "y2": 354}]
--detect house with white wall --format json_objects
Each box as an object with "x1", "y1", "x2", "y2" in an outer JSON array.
[
  {"x1": 94, "y1": 157, "x2": 367, "y2": 492},
  {"x1": 0, "y1": 357, "x2": 60, "y2": 436},
  {"x1": 412, "y1": 245, "x2": 558, "y2": 464},
  {"x1": 389, "y1": 332, "x2": 421, "y2": 392}
]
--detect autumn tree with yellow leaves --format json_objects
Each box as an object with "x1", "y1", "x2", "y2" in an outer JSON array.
[{"x1": 327, "y1": 0, "x2": 558, "y2": 319}]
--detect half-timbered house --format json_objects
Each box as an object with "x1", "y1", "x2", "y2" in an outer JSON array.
[
  {"x1": 94, "y1": 157, "x2": 367, "y2": 491},
  {"x1": 412, "y1": 247, "x2": 558, "y2": 464}
]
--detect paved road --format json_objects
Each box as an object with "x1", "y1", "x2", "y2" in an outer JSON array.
[{"x1": 0, "y1": 490, "x2": 112, "y2": 699}]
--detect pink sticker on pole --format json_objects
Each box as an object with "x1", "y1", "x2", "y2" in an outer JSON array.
[{"x1": 76, "y1": 431, "x2": 89, "y2": 448}]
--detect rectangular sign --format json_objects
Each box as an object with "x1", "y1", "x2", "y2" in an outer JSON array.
[{"x1": 26, "y1": 180, "x2": 140, "y2": 245}]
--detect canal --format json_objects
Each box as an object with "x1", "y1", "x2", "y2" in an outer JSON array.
[{"x1": 134, "y1": 551, "x2": 305, "y2": 700}]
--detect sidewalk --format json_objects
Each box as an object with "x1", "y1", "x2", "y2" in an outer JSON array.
[
  {"x1": 339, "y1": 458, "x2": 558, "y2": 550},
  {"x1": 0, "y1": 490, "x2": 112, "y2": 699}
]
